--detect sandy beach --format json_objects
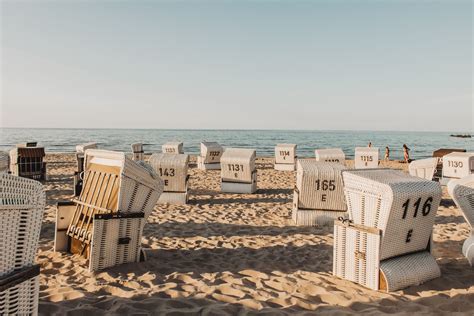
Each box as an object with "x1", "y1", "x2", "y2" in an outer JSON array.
[{"x1": 36, "y1": 153, "x2": 474, "y2": 315}]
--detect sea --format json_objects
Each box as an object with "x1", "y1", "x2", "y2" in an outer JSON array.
[{"x1": 0, "y1": 128, "x2": 472, "y2": 161}]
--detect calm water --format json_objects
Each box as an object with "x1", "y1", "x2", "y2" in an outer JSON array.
[{"x1": 0, "y1": 128, "x2": 472, "y2": 160}]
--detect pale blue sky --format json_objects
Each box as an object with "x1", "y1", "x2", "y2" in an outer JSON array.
[{"x1": 1, "y1": 0, "x2": 472, "y2": 131}]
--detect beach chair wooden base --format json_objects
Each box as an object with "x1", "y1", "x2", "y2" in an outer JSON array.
[
  {"x1": 0, "y1": 265, "x2": 40, "y2": 316},
  {"x1": 197, "y1": 158, "x2": 221, "y2": 170},
  {"x1": 89, "y1": 213, "x2": 146, "y2": 272},
  {"x1": 292, "y1": 208, "x2": 346, "y2": 226},
  {"x1": 221, "y1": 181, "x2": 257, "y2": 194},
  {"x1": 333, "y1": 219, "x2": 440, "y2": 292},
  {"x1": 158, "y1": 191, "x2": 188, "y2": 204},
  {"x1": 463, "y1": 233, "x2": 474, "y2": 266},
  {"x1": 274, "y1": 163, "x2": 296, "y2": 171}
]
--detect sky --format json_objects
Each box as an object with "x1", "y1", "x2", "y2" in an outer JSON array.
[{"x1": 1, "y1": 0, "x2": 472, "y2": 131}]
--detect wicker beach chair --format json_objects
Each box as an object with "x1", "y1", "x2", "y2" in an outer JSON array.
[
  {"x1": 221, "y1": 148, "x2": 257, "y2": 194},
  {"x1": 131, "y1": 143, "x2": 144, "y2": 161},
  {"x1": 315, "y1": 148, "x2": 345, "y2": 165},
  {"x1": 55, "y1": 150, "x2": 163, "y2": 271},
  {"x1": 441, "y1": 152, "x2": 474, "y2": 184},
  {"x1": 408, "y1": 158, "x2": 438, "y2": 180},
  {"x1": 197, "y1": 142, "x2": 224, "y2": 170},
  {"x1": 0, "y1": 174, "x2": 45, "y2": 315},
  {"x1": 149, "y1": 153, "x2": 189, "y2": 204},
  {"x1": 9, "y1": 145, "x2": 46, "y2": 181},
  {"x1": 293, "y1": 160, "x2": 347, "y2": 226},
  {"x1": 447, "y1": 175, "x2": 474, "y2": 266},
  {"x1": 274, "y1": 144, "x2": 297, "y2": 171},
  {"x1": 0, "y1": 151, "x2": 9, "y2": 173},
  {"x1": 162, "y1": 142, "x2": 184, "y2": 154},
  {"x1": 74, "y1": 142, "x2": 98, "y2": 196},
  {"x1": 354, "y1": 147, "x2": 379, "y2": 169},
  {"x1": 334, "y1": 169, "x2": 442, "y2": 291}
]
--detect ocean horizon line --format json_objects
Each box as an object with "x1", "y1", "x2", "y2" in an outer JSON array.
[{"x1": 1, "y1": 127, "x2": 472, "y2": 134}]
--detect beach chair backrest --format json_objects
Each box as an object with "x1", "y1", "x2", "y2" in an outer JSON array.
[
  {"x1": 315, "y1": 148, "x2": 345, "y2": 164},
  {"x1": 408, "y1": 158, "x2": 438, "y2": 180},
  {"x1": 9, "y1": 147, "x2": 46, "y2": 180},
  {"x1": 149, "y1": 153, "x2": 189, "y2": 193},
  {"x1": 295, "y1": 160, "x2": 347, "y2": 212},
  {"x1": 131, "y1": 143, "x2": 144, "y2": 161},
  {"x1": 448, "y1": 175, "x2": 474, "y2": 228},
  {"x1": 0, "y1": 174, "x2": 45, "y2": 275},
  {"x1": 0, "y1": 151, "x2": 9, "y2": 173},
  {"x1": 442, "y1": 152, "x2": 474, "y2": 179},
  {"x1": 354, "y1": 147, "x2": 379, "y2": 169},
  {"x1": 162, "y1": 142, "x2": 184, "y2": 154},
  {"x1": 275, "y1": 144, "x2": 297, "y2": 165},
  {"x1": 201, "y1": 142, "x2": 224, "y2": 164},
  {"x1": 343, "y1": 169, "x2": 441, "y2": 260},
  {"x1": 221, "y1": 148, "x2": 256, "y2": 183}
]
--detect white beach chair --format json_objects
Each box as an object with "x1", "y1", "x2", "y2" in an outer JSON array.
[
  {"x1": 293, "y1": 160, "x2": 347, "y2": 226},
  {"x1": 131, "y1": 143, "x2": 144, "y2": 161},
  {"x1": 274, "y1": 144, "x2": 297, "y2": 171},
  {"x1": 354, "y1": 147, "x2": 379, "y2": 169},
  {"x1": 447, "y1": 175, "x2": 474, "y2": 266},
  {"x1": 74, "y1": 142, "x2": 98, "y2": 196},
  {"x1": 9, "y1": 145, "x2": 47, "y2": 181},
  {"x1": 0, "y1": 151, "x2": 9, "y2": 173},
  {"x1": 220, "y1": 148, "x2": 257, "y2": 194},
  {"x1": 334, "y1": 169, "x2": 442, "y2": 291},
  {"x1": 149, "y1": 153, "x2": 189, "y2": 204},
  {"x1": 442, "y1": 152, "x2": 474, "y2": 185},
  {"x1": 162, "y1": 142, "x2": 184, "y2": 154},
  {"x1": 55, "y1": 150, "x2": 163, "y2": 271},
  {"x1": 432, "y1": 148, "x2": 466, "y2": 181},
  {"x1": 315, "y1": 148, "x2": 345, "y2": 165},
  {"x1": 0, "y1": 174, "x2": 45, "y2": 315},
  {"x1": 197, "y1": 142, "x2": 224, "y2": 170},
  {"x1": 408, "y1": 158, "x2": 438, "y2": 180}
]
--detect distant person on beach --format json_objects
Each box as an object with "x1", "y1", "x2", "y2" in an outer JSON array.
[
  {"x1": 403, "y1": 144, "x2": 410, "y2": 163},
  {"x1": 368, "y1": 142, "x2": 372, "y2": 148},
  {"x1": 384, "y1": 146, "x2": 390, "y2": 160}
]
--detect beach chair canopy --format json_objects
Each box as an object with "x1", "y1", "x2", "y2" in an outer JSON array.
[
  {"x1": 342, "y1": 169, "x2": 441, "y2": 260},
  {"x1": 221, "y1": 148, "x2": 256, "y2": 183},
  {"x1": 295, "y1": 160, "x2": 347, "y2": 211},
  {"x1": 162, "y1": 142, "x2": 184, "y2": 154},
  {"x1": 442, "y1": 152, "x2": 474, "y2": 179},
  {"x1": 408, "y1": 158, "x2": 438, "y2": 180},
  {"x1": 149, "y1": 153, "x2": 189, "y2": 193},
  {"x1": 200, "y1": 142, "x2": 224, "y2": 164},
  {"x1": 315, "y1": 148, "x2": 345, "y2": 164},
  {"x1": 275, "y1": 144, "x2": 297, "y2": 165},
  {"x1": 354, "y1": 147, "x2": 379, "y2": 169}
]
